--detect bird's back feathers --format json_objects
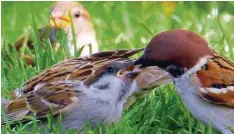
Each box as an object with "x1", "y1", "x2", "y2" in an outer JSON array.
[{"x1": 3, "y1": 49, "x2": 144, "y2": 126}]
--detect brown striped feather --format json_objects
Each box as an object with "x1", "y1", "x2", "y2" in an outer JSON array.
[
  {"x1": 21, "y1": 49, "x2": 143, "y2": 94},
  {"x1": 4, "y1": 82, "x2": 80, "y2": 124},
  {"x1": 197, "y1": 56, "x2": 234, "y2": 107},
  {"x1": 4, "y1": 49, "x2": 143, "y2": 124}
]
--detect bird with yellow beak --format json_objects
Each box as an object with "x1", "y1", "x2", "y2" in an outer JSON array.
[
  {"x1": 49, "y1": 1, "x2": 98, "y2": 56},
  {"x1": 14, "y1": 1, "x2": 98, "y2": 65}
]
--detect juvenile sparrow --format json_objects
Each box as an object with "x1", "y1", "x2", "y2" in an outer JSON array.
[
  {"x1": 134, "y1": 29, "x2": 234, "y2": 134},
  {"x1": 14, "y1": 1, "x2": 98, "y2": 65},
  {"x1": 3, "y1": 49, "x2": 171, "y2": 132}
]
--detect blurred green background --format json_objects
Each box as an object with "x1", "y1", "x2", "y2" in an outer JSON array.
[
  {"x1": 1, "y1": 1, "x2": 234, "y2": 134},
  {"x1": 2, "y1": 1, "x2": 234, "y2": 53}
]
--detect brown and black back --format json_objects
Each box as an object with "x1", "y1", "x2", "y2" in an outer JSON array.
[{"x1": 2, "y1": 48, "x2": 143, "y2": 125}]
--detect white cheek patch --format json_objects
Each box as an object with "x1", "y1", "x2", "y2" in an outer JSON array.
[
  {"x1": 93, "y1": 75, "x2": 122, "y2": 90},
  {"x1": 87, "y1": 75, "x2": 124, "y2": 102},
  {"x1": 180, "y1": 56, "x2": 211, "y2": 79}
]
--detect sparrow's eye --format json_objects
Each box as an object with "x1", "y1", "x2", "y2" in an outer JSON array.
[
  {"x1": 97, "y1": 84, "x2": 109, "y2": 90},
  {"x1": 106, "y1": 67, "x2": 114, "y2": 73},
  {"x1": 74, "y1": 12, "x2": 80, "y2": 18}
]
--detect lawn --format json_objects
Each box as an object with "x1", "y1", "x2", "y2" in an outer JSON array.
[{"x1": 1, "y1": 1, "x2": 234, "y2": 134}]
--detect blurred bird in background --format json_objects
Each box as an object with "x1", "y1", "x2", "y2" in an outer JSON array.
[{"x1": 12, "y1": 1, "x2": 98, "y2": 66}]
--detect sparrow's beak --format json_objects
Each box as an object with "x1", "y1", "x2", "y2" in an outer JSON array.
[
  {"x1": 133, "y1": 55, "x2": 151, "y2": 68},
  {"x1": 118, "y1": 65, "x2": 172, "y2": 88},
  {"x1": 133, "y1": 56, "x2": 143, "y2": 65},
  {"x1": 117, "y1": 65, "x2": 141, "y2": 81},
  {"x1": 134, "y1": 55, "x2": 166, "y2": 70},
  {"x1": 50, "y1": 15, "x2": 71, "y2": 28}
]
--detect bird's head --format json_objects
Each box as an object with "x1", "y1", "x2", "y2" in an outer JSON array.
[
  {"x1": 134, "y1": 29, "x2": 214, "y2": 78},
  {"x1": 83, "y1": 59, "x2": 171, "y2": 104},
  {"x1": 50, "y1": 1, "x2": 92, "y2": 33},
  {"x1": 82, "y1": 60, "x2": 141, "y2": 103}
]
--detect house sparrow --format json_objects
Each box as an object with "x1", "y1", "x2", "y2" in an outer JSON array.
[
  {"x1": 14, "y1": 1, "x2": 98, "y2": 65},
  {"x1": 2, "y1": 48, "x2": 171, "y2": 132},
  {"x1": 134, "y1": 29, "x2": 234, "y2": 134}
]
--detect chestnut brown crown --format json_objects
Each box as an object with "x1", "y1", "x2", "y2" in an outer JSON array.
[{"x1": 134, "y1": 29, "x2": 214, "y2": 76}]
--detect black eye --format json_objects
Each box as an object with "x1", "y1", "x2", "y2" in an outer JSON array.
[
  {"x1": 97, "y1": 84, "x2": 109, "y2": 90},
  {"x1": 74, "y1": 12, "x2": 80, "y2": 18},
  {"x1": 106, "y1": 67, "x2": 114, "y2": 73}
]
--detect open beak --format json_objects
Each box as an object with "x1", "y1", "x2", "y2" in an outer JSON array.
[
  {"x1": 117, "y1": 65, "x2": 141, "y2": 81},
  {"x1": 118, "y1": 65, "x2": 172, "y2": 88},
  {"x1": 50, "y1": 15, "x2": 71, "y2": 28}
]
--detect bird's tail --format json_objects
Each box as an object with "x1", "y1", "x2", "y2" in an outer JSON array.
[
  {"x1": 1, "y1": 97, "x2": 30, "y2": 126},
  {"x1": 1, "y1": 98, "x2": 10, "y2": 112}
]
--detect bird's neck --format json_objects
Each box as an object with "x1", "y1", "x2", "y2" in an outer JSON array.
[
  {"x1": 65, "y1": 24, "x2": 98, "y2": 56},
  {"x1": 79, "y1": 21, "x2": 95, "y2": 34},
  {"x1": 176, "y1": 56, "x2": 211, "y2": 80},
  {"x1": 117, "y1": 80, "x2": 140, "y2": 107},
  {"x1": 172, "y1": 56, "x2": 210, "y2": 97}
]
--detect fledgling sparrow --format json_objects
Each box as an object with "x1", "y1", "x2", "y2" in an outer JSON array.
[
  {"x1": 2, "y1": 49, "x2": 171, "y2": 132},
  {"x1": 13, "y1": 1, "x2": 98, "y2": 66},
  {"x1": 134, "y1": 29, "x2": 234, "y2": 134}
]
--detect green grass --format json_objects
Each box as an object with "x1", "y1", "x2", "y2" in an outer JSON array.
[{"x1": 1, "y1": 1, "x2": 234, "y2": 134}]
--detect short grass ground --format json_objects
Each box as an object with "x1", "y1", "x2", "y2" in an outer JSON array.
[{"x1": 1, "y1": 1, "x2": 234, "y2": 134}]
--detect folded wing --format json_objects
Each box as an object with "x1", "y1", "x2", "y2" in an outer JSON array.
[
  {"x1": 3, "y1": 81, "x2": 80, "y2": 125},
  {"x1": 197, "y1": 56, "x2": 234, "y2": 107}
]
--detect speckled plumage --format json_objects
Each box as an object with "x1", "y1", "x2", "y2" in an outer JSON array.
[
  {"x1": 2, "y1": 48, "x2": 171, "y2": 132},
  {"x1": 134, "y1": 29, "x2": 234, "y2": 134}
]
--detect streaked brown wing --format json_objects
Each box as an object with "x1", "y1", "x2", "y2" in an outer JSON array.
[
  {"x1": 4, "y1": 81, "x2": 80, "y2": 125},
  {"x1": 22, "y1": 48, "x2": 143, "y2": 94},
  {"x1": 197, "y1": 56, "x2": 234, "y2": 107}
]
